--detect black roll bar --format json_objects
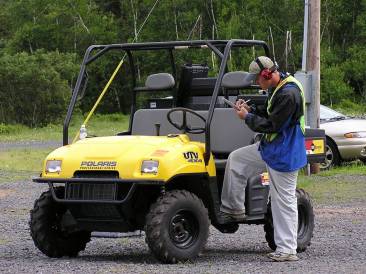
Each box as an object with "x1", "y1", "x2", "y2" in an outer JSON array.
[
  {"x1": 203, "y1": 39, "x2": 270, "y2": 164},
  {"x1": 126, "y1": 50, "x2": 136, "y2": 134},
  {"x1": 63, "y1": 40, "x2": 270, "y2": 154},
  {"x1": 63, "y1": 45, "x2": 95, "y2": 146}
]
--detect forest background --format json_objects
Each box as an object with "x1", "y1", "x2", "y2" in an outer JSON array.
[{"x1": 0, "y1": 0, "x2": 365, "y2": 128}]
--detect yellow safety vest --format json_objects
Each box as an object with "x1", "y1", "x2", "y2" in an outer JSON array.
[{"x1": 265, "y1": 75, "x2": 306, "y2": 142}]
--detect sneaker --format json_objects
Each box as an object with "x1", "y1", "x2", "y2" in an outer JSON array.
[
  {"x1": 218, "y1": 211, "x2": 247, "y2": 224},
  {"x1": 267, "y1": 251, "x2": 299, "y2": 262}
]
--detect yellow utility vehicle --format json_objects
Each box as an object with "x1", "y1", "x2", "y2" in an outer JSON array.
[{"x1": 30, "y1": 40, "x2": 325, "y2": 263}]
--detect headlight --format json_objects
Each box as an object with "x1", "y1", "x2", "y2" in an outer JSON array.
[
  {"x1": 46, "y1": 160, "x2": 62, "y2": 173},
  {"x1": 141, "y1": 160, "x2": 159, "y2": 174},
  {"x1": 344, "y1": 132, "x2": 366, "y2": 138}
]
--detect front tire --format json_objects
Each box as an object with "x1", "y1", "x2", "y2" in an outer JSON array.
[
  {"x1": 264, "y1": 188, "x2": 314, "y2": 253},
  {"x1": 29, "y1": 187, "x2": 91, "y2": 257},
  {"x1": 145, "y1": 190, "x2": 209, "y2": 263}
]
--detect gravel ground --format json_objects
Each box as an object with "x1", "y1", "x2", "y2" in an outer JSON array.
[{"x1": 0, "y1": 180, "x2": 365, "y2": 274}]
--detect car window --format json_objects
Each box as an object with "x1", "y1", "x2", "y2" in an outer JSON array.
[{"x1": 320, "y1": 105, "x2": 346, "y2": 120}]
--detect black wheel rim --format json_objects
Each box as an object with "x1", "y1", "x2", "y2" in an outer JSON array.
[
  {"x1": 169, "y1": 210, "x2": 199, "y2": 249},
  {"x1": 297, "y1": 204, "x2": 308, "y2": 238}
]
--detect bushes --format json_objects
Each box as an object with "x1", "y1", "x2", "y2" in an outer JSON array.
[
  {"x1": 320, "y1": 65, "x2": 353, "y2": 106},
  {"x1": 0, "y1": 123, "x2": 21, "y2": 134},
  {"x1": 0, "y1": 50, "x2": 78, "y2": 127},
  {"x1": 334, "y1": 99, "x2": 366, "y2": 117}
]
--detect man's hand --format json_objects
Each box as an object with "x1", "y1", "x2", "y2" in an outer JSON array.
[
  {"x1": 235, "y1": 100, "x2": 249, "y2": 120},
  {"x1": 237, "y1": 99, "x2": 251, "y2": 111}
]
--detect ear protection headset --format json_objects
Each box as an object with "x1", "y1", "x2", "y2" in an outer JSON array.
[{"x1": 255, "y1": 57, "x2": 278, "y2": 80}]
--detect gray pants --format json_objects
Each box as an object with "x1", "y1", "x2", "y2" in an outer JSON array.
[{"x1": 220, "y1": 143, "x2": 299, "y2": 254}]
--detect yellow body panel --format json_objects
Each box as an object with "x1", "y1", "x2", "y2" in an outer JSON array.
[{"x1": 42, "y1": 134, "x2": 216, "y2": 182}]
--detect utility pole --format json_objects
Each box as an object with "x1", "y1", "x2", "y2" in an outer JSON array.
[
  {"x1": 307, "y1": 0, "x2": 321, "y2": 129},
  {"x1": 297, "y1": 0, "x2": 321, "y2": 128},
  {"x1": 308, "y1": 0, "x2": 321, "y2": 173},
  {"x1": 296, "y1": 0, "x2": 321, "y2": 174}
]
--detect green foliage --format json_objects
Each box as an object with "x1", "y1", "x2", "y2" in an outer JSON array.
[
  {"x1": 0, "y1": 0, "x2": 366, "y2": 128},
  {"x1": 334, "y1": 99, "x2": 366, "y2": 116},
  {"x1": 0, "y1": 123, "x2": 22, "y2": 134},
  {"x1": 0, "y1": 50, "x2": 78, "y2": 127},
  {"x1": 3, "y1": 0, "x2": 118, "y2": 55},
  {"x1": 320, "y1": 65, "x2": 353, "y2": 105}
]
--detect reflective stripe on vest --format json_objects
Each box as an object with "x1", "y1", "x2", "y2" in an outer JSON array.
[{"x1": 265, "y1": 75, "x2": 306, "y2": 142}]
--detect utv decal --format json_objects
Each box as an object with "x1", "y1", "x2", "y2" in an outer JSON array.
[
  {"x1": 80, "y1": 161, "x2": 117, "y2": 170},
  {"x1": 183, "y1": 152, "x2": 202, "y2": 163}
]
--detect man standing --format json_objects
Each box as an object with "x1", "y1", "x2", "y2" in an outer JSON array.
[{"x1": 220, "y1": 56, "x2": 307, "y2": 262}]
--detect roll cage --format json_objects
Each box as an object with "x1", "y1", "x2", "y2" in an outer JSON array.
[{"x1": 64, "y1": 39, "x2": 271, "y2": 164}]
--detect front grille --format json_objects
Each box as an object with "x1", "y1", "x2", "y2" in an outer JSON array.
[
  {"x1": 73, "y1": 171, "x2": 119, "y2": 178},
  {"x1": 65, "y1": 182, "x2": 117, "y2": 200}
]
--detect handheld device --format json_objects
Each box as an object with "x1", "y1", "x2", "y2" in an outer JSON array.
[
  {"x1": 222, "y1": 97, "x2": 237, "y2": 108},
  {"x1": 222, "y1": 98, "x2": 251, "y2": 110}
]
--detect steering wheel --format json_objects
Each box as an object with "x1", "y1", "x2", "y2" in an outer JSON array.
[{"x1": 167, "y1": 108, "x2": 206, "y2": 134}]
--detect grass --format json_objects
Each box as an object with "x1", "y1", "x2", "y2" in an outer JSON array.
[
  {"x1": 298, "y1": 163, "x2": 366, "y2": 204},
  {"x1": 0, "y1": 113, "x2": 129, "y2": 142},
  {"x1": 0, "y1": 113, "x2": 129, "y2": 183},
  {"x1": 0, "y1": 148, "x2": 52, "y2": 183},
  {"x1": 316, "y1": 161, "x2": 366, "y2": 176},
  {"x1": 298, "y1": 177, "x2": 365, "y2": 204},
  {"x1": 1, "y1": 113, "x2": 365, "y2": 205},
  {"x1": 1, "y1": 143, "x2": 365, "y2": 206}
]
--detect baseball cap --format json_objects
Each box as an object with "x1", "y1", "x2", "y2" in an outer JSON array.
[
  {"x1": 246, "y1": 56, "x2": 276, "y2": 84},
  {"x1": 249, "y1": 56, "x2": 275, "y2": 74}
]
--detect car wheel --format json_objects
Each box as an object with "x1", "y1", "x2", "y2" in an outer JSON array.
[{"x1": 320, "y1": 138, "x2": 341, "y2": 170}]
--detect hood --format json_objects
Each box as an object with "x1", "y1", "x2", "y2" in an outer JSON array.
[
  {"x1": 42, "y1": 135, "x2": 211, "y2": 180},
  {"x1": 320, "y1": 118, "x2": 366, "y2": 137}
]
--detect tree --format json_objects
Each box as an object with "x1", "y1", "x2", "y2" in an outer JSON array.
[{"x1": 0, "y1": 50, "x2": 78, "y2": 126}]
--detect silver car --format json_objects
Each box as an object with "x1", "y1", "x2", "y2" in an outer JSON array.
[{"x1": 320, "y1": 105, "x2": 366, "y2": 169}]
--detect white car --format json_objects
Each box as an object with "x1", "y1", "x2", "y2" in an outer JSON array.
[{"x1": 320, "y1": 105, "x2": 366, "y2": 169}]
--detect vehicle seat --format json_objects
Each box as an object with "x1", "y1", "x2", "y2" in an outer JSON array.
[
  {"x1": 134, "y1": 73, "x2": 175, "y2": 109},
  {"x1": 134, "y1": 73, "x2": 175, "y2": 92},
  {"x1": 131, "y1": 108, "x2": 255, "y2": 155},
  {"x1": 131, "y1": 71, "x2": 258, "y2": 164}
]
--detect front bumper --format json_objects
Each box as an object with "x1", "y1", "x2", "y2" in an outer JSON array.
[
  {"x1": 33, "y1": 177, "x2": 164, "y2": 204},
  {"x1": 338, "y1": 144, "x2": 366, "y2": 160},
  {"x1": 334, "y1": 138, "x2": 366, "y2": 160}
]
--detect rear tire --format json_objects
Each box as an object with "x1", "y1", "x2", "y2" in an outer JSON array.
[
  {"x1": 264, "y1": 188, "x2": 314, "y2": 253},
  {"x1": 145, "y1": 190, "x2": 209, "y2": 263},
  {"x1": 29, "y1": 187, "x2": 91, "y2": 257}
]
